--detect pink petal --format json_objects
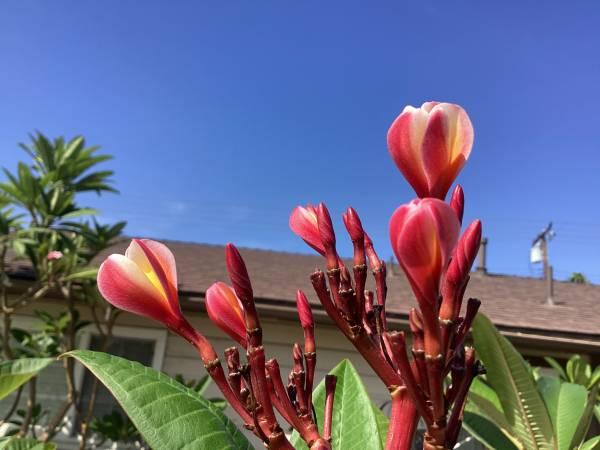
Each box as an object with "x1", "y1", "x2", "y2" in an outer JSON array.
[
  {"x1": 289, "y1": 205, "x2": 325, "y2": 255},
  {"x1": 387, "y1": 110, "x2": 430, "y2": 198},
  {"x1": 205, "y1": 282, "x2": 247, "y2": 346},
  {"x1": 97, "y1": 254, "x2": 177, "y2": 325}
]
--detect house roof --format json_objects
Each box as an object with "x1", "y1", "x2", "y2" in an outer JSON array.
[{"x1": 77, "y1": 238, "x2": 599, "y2": 339}]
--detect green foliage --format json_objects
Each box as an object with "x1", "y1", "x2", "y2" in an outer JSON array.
[
  {"x1": 290, "y1": 359, "x2": 388, "y2": 450},
  {"x1": 0, "y1": 437, "x2": 56, "y2": 450},
  {"x1": 568, "y1": 272, "x2": 588, "y2": 284},
  {"x1": 66, "y1": 350, "x2": 253, "y2": 450},
  {"x1": 0, "y1": 358, "x2": 54, "y2": 400},
  {"x1": 467, "y1": 314, "x2": 599, "y2": 450}
]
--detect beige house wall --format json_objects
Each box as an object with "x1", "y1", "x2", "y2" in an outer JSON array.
[{"x1": 3, "y1": 296, "x2": 593, "y2": 448}]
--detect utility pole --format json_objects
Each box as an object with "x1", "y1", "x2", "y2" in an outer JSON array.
[{"x1": 531, "y1": 223, "x2": 555, "y2": 305}]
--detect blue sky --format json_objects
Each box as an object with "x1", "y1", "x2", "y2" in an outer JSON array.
[{"x1": 2, "y1": 1, "x2": 600, "y2": 282}]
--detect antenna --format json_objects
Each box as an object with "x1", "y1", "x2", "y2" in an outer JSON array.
[{"x1": 531, "y1": 222, "x2": 556, "y2": 305}]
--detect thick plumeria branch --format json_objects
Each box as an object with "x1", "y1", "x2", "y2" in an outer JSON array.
[{"x1": 96, "y1": 101, "x2": 484, "y2": 450}]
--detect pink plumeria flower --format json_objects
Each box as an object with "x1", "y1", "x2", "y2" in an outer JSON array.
[
  {"x1": 205, "y1": 281, "x2": 247, "y2": 347},
  {"x1": 389, "y1": 198, "x2": 460, "y2": 306},
  {"x1": 387, "y1": 102, "x2": 474, "y2": 199},
  {"x1": 97, "y1": 239, "x2": 186, "y2": 331},
  {"x1": 47, "y1": 251, "x2": 63, "y2": 261}
]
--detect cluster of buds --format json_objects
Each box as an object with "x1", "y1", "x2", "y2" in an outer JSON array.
[
  {"x1": 289, "y1": 102, "x2": 484, "y2": 449},
  {"x1": 97, "y1": 100, "x2": 484, "y2": 450},
  {"x1": 98, "y1": 240, "x2": 333, "y2": 450}
]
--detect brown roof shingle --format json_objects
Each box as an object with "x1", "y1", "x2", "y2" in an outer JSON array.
[{"x1": 93, "y1": 239, "x2": 600, "y2": 338}]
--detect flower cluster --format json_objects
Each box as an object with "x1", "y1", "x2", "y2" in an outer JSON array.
[
  {"x1": 97, "y1": 101, "x2": 483, "y2": 450},
  {"x1": 289, "y1": 102, "x2": 483, "y2": 450},
  {"x1": 98, "y1": 241, "x2": 331, "y2": 450}
]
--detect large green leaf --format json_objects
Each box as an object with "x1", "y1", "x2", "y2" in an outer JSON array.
[
  {"x1": 571, "y1": 385, "x2": 599, "y2": 450},
  {"x1": 0, "y1": 358, "x2": 54, "y2": 400},
  {"x1": 472, "y1": 314, "x2": 556, "y2": 450},
  {"x1": 462, "y1": 412, "x2": 521, "y2": 450},
  {"x1": 0, "y1": 438, "x2": 56, "y2": 450},
  {"x1": 66, "y1": 350, "x2": 253, "y2": 450},
  {"x1": 538, "y1": 377, "x2": 588, "y2": 450},
  {"x1": 290, "y1": 359, "x2": 388, "y2": 450},
  {"x1": 467, "y1": 379, "x2": 517, "y2": 445}
]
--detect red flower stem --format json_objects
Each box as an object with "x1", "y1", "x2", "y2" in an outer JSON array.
[
  {"x1": 265, "y1": 359, "x2": 323, "y2": 445},
  {"x1": 453, "y1": 298, "x2": 481, "y2": 350},
  {"x1": 323, "y1": 375, "x2": 337, "y2": 442},
  {"x1": 247, "y1": 341, "x2": 280, "y2": 437},
  {"x1": 387, "y1": 331, "x2": 432, "y2": 425},
  {"x1": 311, "y1": 270, "x2": 402, "y2": 387},
  {"x1": 445, "y1": 349, "x2": 476, "y2": 448},
  {"x1": 352, "y1": 264, "x2": 367, "y2": 324},
  {"x1": 326, "y1": 268, "x2": 344, "y2": 311},
  {"x1": 373, "y1": 264, "x2": 388, "y2": 330},
  {"x1": 181, "y1": 326, "x2": 253, "y2": 427},
  {"x1": 265, "y1": 431, "x2": 296, "y2": 450},
  {"x1": 202, "y1": 357, "x2": 254, "y2": 426},
  {"x1": 266, "y1": 372, "x2": 294, "y2": 426},
  {"x1": 412, "y1": 349, "x2": 430, "y2": 396},
  {"x1": 385, "y1": 386, "x2": 419, "y2": 450}
]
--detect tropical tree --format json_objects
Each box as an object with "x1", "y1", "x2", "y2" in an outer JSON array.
[{"x1": 0, "y1": 133, "x2": 125, "y2": 447}]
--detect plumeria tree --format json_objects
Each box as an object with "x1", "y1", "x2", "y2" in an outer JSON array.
[
  {"x1": 77, "y1": 101, "x2": 484, "y2": 450},
  {"x1": 0, "y1": 133, "x2": 125, "y2": 447}
]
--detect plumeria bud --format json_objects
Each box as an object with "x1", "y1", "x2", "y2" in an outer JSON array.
[
  {"x1": 316, "y1": 203, "x2": 336, "y2": 249},
  {"x1": 296, "y1": 290, "x2": 314, "y2": 330},
  {"x1": 364, "y1": 233, "x2": 382, "y2": 271},
  {"x1": 289, "y1": 204, "x2": 324, "y2": 255},
  {"x1": 316, "y1": 203, "x2": 339, "y2": 270},
  {"x1": 343, "y1": 207, "x2": 366, "y2": 266},
  {"x1": 97, "y1": 239, "x2": 186, "y2": 331},
  {"x1": 446, "y1": 220, "x2": 482, "y2": 288},
  {"x1": 389, "y1": 198, "x2": 460, "y2": 304},
  {"x1": 225, "y1": 243, "x2": 253, "y2": 303},
  {"x1": 47, "y1": 251, "x2": 63, "y2": 261},
  {"x1": 206, "y1": 282, "x2": 247, "y2": 347},
  {"x1": 449, "y1": 185, "x2": 465, "y2": 224},
  {"x1": 387, "y1": 102, "x2": 474, "y2": 199},
  {"x1": 342, "y1": 207, "x2": 365, "y2": 242}
]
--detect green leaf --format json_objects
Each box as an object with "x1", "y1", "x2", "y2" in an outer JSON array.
[
  {"x1": 544, "y1": 357, "x2": 567, "y2": 380},
  {"x1": 554, "y1": 382, "x2": 587, "y2": 450},
  {"x1": 0, "y1": 358, "x2": 54, "y2": 400},
  {"x1": 579, "y1": 436, "x2": 600, "y2": 450},
  {"x1": 472, "y1": 314, "x2": 556, "y2": 450},
  {"x1": 570, "y1": 385, "x2": 599, "y2": 449},
  {"x1": 462, "y1": 411, "x2": 521, "y2": 450},
  {"x1": 0, "y1": 437, "x2": 56, "y2": 450},
  {"x1": 61, "y1": 267, "x2": 98, "y2": 281},
  {"x1": 65, "y1": 350, "x2": 252, "y2": 450},
  {"x1": 467, "y1": 381, "x2": 515, "y2": 441},
  {"x1": 290, "y1": 359, "x2": 388, "y2": 450}
]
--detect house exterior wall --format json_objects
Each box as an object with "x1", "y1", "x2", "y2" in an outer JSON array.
[{"x1": 3, "y1": 297, "x2": 594, "y2": 449}]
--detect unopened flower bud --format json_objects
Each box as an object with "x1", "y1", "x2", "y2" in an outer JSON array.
[
  {"x1": 387, "y1": 102, "x2": 474, "y2": 199},
  {"x1": 206, "y1": 282, "x2": 247, "y2": 347},
  {"x1": 296, "y1": 290, "x2": 314, "y2": 330},
  {"x1": 225, "y1": 243, "x2": 253, "y2": 303},
  {"x1": 289, "y1": 204, "x2": 325, "y2": 255},
  {"x1": 389, "y1": 198, "x2": 460, "y2": 305},
  {"x1": 449, "y1": 185, "x2": 465, "y2": 224}
]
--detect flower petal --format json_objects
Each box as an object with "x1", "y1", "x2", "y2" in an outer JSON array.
[
  {"x1": 289, "y1": 205, "x2": 325, "y2": 255},
  {"x1": 206, "y1": 282, "x2": 247, "y2": 346},
  {"x1": 97, "y1": 254, "x2": 176, "y2": 324}
]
